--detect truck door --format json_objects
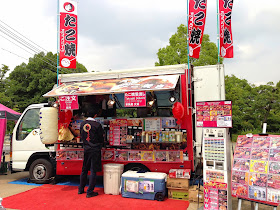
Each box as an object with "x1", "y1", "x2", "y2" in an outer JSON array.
[{"x1": 12, "y1": 108, "x2": 53, "y2": 170}]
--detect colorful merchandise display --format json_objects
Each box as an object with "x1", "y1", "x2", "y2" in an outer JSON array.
[
  {"x1": 231, "y1": 135, "x2": 280, "y2": 205},
  {"x1": 204, "y1": 182, "x2": 228, "y2": 210},
  {"x1": 196, "y1": 100, "x2": 232, "y2": 128}
]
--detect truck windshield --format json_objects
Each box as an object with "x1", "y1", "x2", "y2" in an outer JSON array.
[{"x1": 17, "y1": 108, "x2": 40, "y2": 140}]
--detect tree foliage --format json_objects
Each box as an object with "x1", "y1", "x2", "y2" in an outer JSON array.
[
  {"x1": 5, "y1": 52, "x2": 87, "y2": 112},
  {"x1": 225, "y1": 75, "x2": 280, "y2": 134},
  {"x1": 155, "y1": 24, "x2": 223, "y2": 66}
]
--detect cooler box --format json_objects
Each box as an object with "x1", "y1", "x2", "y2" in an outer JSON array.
[
  {"x1": 121, "y1": 171, "x2": 167, "y2": 201},
  {"x1": 103, "y1": 163, "x2": 124, "y2": 195}
]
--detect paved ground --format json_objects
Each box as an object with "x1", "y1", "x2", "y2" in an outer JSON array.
[{"x1": 1, "y1": 139, "x2": 279, "y2": 209}]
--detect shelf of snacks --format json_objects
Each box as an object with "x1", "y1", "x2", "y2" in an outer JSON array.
[
  {"x1": 56, "y1": 149, "x2": 84, "y2": 161},
  {"x1": 101, "y1": 148, "x2": 184, "y2": 163}
]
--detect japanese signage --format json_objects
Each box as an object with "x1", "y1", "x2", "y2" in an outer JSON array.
[
  {"x1": 204, "y1": 181, "x2": 228, "y2": 210},
  {"x1": 59, "y1": 0, "x2": 77, "y2": 68},
  {"x1": 124, "y1": 91, "x2": 146, "y2": 107},
  {"x1": 219, "y1": 0, "x2": 234, "y2": 58},
  {"x1": 232, "y1": 135, "x2": 280, "y2": 205},
  {"x1": 59, "y1": 95, "x2": 79, "y2": 110},
  {"x1": 196, "y1": 100, "x2": 232, "y2": 128},
  {"x1": 44, "y1": 75, "x2": 179, "y2": 97},
  {"x1": 188, "y1": 0, "x2": 207, "y2": 58},
  {"x1": 109, "y1": 119, "x2": 127, "y2": 146}
]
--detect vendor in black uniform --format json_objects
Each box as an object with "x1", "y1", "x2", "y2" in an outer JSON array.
[{"x1": 78, "y1": 106, "x2": 104, "y2": 198}]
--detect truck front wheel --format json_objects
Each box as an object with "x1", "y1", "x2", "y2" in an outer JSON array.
[{"x1": 29, "y1": 158, "x2": 54, "y2": 184}]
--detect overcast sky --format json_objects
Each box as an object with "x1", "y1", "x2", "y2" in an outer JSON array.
[{"x1": 0, "y1": 0, "x2": 279, "y2": 85}]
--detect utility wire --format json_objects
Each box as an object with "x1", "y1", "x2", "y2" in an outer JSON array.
[
  {"x1": 0, "y1": 20, "x2": 49, "y2": 53},
  {"x1": 1, "y1": 48, "x2": 28, "y2": 61},
  {"x1": 0, "y1": 48, "x2": 57, "y2": 71},
  {"x1": 0, "y1": 20, "x2": 57, "y2": 66}
]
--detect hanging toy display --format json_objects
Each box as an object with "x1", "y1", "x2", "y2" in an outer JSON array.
[{"x1": 172, "y1": 102, "x2": 185, "y2": 125}]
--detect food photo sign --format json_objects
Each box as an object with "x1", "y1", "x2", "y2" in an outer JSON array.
[
  {"x1": 196, "y1": 100, "x2": 232, "y2": 128},
  {"x1": 231, "y1": 135, "x2": 280, "y2": 205}
]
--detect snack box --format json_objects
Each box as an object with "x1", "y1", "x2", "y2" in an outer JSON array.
[
  {"x1": 169, "y1": 169, "x2": 191, "y2": 179},
  {"x1": 188, "y1": 185, "x2": 204, "y2": 203},
  {"x1": 166, "y1": 177, "x2": 189, "y2": 190},
  {"x1": 121, "y1": 171, "x2": 167, "y2": 201},
  {"x1": 168, "y1": 188, "x2": 189, "y2": 201}
]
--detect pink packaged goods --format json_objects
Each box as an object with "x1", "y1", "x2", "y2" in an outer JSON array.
[
  {"x1": 248, "y1": 173, "x2": 267, "y2": 187},
  {"x1": 269, "y1": 162, "x2": 280, "y2": 174},
  {"x1": 234, "y1": 148, "x2": 251, "y2": 159},
  {"x1": 233, "y1": 159, "x2": 250, "y2": 171},
  {"x1": 267, "y1": 174, "x2": 280, "y2": 190},
  {"x1": 102, "y1": 149, "x2": 115, "y2": 160},
  {"x1": 232, "y1": 183, "x2": 248, "y2": 197},
  {"x1": 232, "y1": 171, "x2": 248, "y2": 185},
  {"x1": 252, "y1": 136, "x2": 270, "y2": 148},
  {"x1": 128, "y1": 151, "x2": 142, "y2": 161},
  {"x1": 251, "y1": 148, "x2": 269, "y2": 161},
  {"x1": 270, "y1": 137, "x2": 280, "y2": 149},
  {"x1": 269, "y1": 149, "x2": 280, "y2": 161},
  {"x1": 236, "y1": 136, "x2": 252, "y2": 148},
  {"x1": 169, "y1": 169, "x2": 190, "y2": 179}
]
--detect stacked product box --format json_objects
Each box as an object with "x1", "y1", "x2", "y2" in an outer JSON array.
[{"x1": 167, "y1": 169, "x2": 191, "y2": 201}]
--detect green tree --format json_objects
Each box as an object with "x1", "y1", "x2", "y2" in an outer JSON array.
[
  {"x1": 7, "y1": 52, "x2": 88, "y2": 112},
  {"x1": 253, "y1": 82, "x2": 280, "y2": 132},
  {"x1": 225, "y1": 75, "x2": 257, "y2": 133},
  {"x1": 0, "y1": 64, "x2": 13, "y2": 108},
  {"x1": 155, "y1": 24, "x2": 223, "y2": 66},
  {"x1": 225, "y1": 75, "x2": 280, "y2": 134}
]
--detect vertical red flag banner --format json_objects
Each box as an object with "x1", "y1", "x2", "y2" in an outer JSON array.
[
  {"x1": 59, "y1": 0, "x2": 77, "y2": 69},
  {"x1": 219, "y1": 0, "x2": 234, "y2": 58},
  {"x1": 188, "y1": 0, "x2": 207, "y2": 59}
]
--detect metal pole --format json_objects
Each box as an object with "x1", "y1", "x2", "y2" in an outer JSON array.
[
  {"x1": 186, "y1": 0, "x2": 190, "y2": 115},
  {"x1": 237, "y1": 198, "x2": 242, "y2": 210},
  {"x1": 216, "y1": 0, "x2": 220, "y2": 64},
  {"x1": 254, "y1": 202, "x2": 258, "y2": 210},
  {"x1": 57, "y1": 0, "x2": 60, "y2": 86}
]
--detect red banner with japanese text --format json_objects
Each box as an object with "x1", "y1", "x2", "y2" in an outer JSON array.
[
  {"x1": 188, "y1": 0, "x2": 207, "y2": 59},
  {"x1": 59, "y1": 0, "x2": 77, "y2": 69},
  {"x1": 219, "y1": 0, "x2": 234, "y2": 58}
]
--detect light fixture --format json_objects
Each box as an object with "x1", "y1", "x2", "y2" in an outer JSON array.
[
  {"x1": 107, "y1": 99, "x2": 115, "y2": 106},
  {"x1": 147, "y1": 99, "x2": 155, "y2": 107},
  {"x1": 107, "y1": 94, "x2": 115, "y2": 106},
  {"x1": 169, "y1": 96, "x2": 176, "y2": 104}
]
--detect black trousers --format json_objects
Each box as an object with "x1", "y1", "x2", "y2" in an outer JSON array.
[{"x1": 79, "y1": 152, "x2": 98, "y2": 194}]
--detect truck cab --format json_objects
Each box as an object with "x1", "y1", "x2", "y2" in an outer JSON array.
[{"x1": 11, "y1": 103, "x2": 56, "y2": 183}]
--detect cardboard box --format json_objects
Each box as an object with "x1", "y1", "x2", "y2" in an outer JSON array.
[
  {"x1": 167, "y1": 177, "x2": 189, "y2": 189},
  {"x1": 169, "y1": 169, "x2": 190, "y2": 179},
  {"x1": 188, "y1": 185, "x2": 204, "y2": 203},
  {"x1": 168, "y1": 188, "x2": 189, "y2": 201}
]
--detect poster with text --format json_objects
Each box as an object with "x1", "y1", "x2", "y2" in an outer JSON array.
[
  {"x1": 196, "y1": 100, "x2": 232, "y2": 127},
  {"x1": 232, "y1": 134, "x2": 280, "y2": 205}
]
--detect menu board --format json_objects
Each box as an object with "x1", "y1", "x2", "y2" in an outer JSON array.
[
  {"x1": 109, "y1": 119, "x2": 127, "y2": 146},
  {"x1": 231, "y1": 135, "x2": 280, "y2": 205},
  {"x1": 204, "y1": 182, "x2": 228, "y2": 210},
  {"x1": 144, "y1": 118, "x2": 161, "y2": 131},
  {"x1": 196, "y1": 101, "x2": 232, "y2": 128}
]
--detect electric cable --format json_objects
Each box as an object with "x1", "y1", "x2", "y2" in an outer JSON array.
[{"x1": 0, "y1": 20, "x2": 57, "y2": 67}]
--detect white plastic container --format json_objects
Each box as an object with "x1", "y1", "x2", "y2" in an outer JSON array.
[{"x1": 103, "y1": 163, "x2": 124, "y2": 195}]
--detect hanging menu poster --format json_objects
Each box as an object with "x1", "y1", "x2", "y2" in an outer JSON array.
[
  {"x1": 109, "y1": 119, "x2": 127, "y2": 146},
  {"x1": 204, "y1": 182, "x2": 228, "y2": 210},
  {"x1": 231, "y1": 135, "x2": 280, "y2": 206},
  {"x1": 196, "y1": 100, "x2": 232, "y2": 128}
]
